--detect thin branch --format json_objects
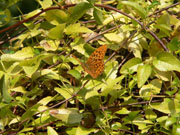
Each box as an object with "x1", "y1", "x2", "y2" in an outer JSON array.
[
  {"x1": 95, "y1": 4, "x2": 144, "y2": 28},
  {"x1": 102, "y1": 99, "x2": 162, "y2": 110},
  {"x1": 13, "y1": 80, "x2": 89, "y2": 134},
  {"x1": 105, "y1": 30, "x2": 137, "y2": 64},
  {"x1": 0, "y1": 7, "x2": 60, "y2": 34},
  {"x1": 43, "y1": 80, "x2": 89, "y2": 112},
  {"x1": 47, "y1": 51, "x2": 66, "y2": 69},
  {"x1": 0, "y1": 19, "x2": 43, "y2": 46},
  {"x1": 0, "y1": 4, "x2": 169, "y2": 51},
  {"x1": 148, "y1": 2, "x2": 180, "y2": 17},
  {"x1": 85, "y1": 24, "x2": 122, "y2": 43},
  {"x1": 95, "y1": 4, "x2": 168, "y2": 51}
]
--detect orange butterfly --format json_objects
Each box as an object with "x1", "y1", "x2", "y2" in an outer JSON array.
[{"x1": 73, "y1": 45, "x2": 107, "y2": 78}]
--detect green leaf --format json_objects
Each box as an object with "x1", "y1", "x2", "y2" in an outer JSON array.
[
  {"x1": 137, "y1": 64, "x2": 152, "y2": 88},
  {"x1": 0, "y1": 9, "x2": 11, "y2": 27},
  {"x1": 68, "y1": 2, "x2": 91, "y2": 24},
  {"x1": 21, "y1": 59, "x2": 41, "y2": 77},
  {"x1": 151, "y1": 98, "x2": 180, "y2": 114},
  {"x1": 145, "y1": 109, "x2": 157, "y2": 120},
  {"x1": 139, "y1": 79, "x2": 162, "y2": 98},
  {"x1": 45, "y1": 10, "x2": 68, "y2": 25},
  {"x1": 148, "y1": 1, "x2": 160, "y2": 10},
  {"x1": 65, "y1": 23, "x2": 93, "y2": 35},
  {"x1": 10, "y1": 86, "x2": 26, "y2": 94},
  {"x1": 76, "y1": 126, "x2": 95, "y2": 135},
  {"x1": 66, "y1": 128, "x2": 77, "y2": 134},
  {"x1": 115, "y1": 108, "x2": 131, "y2": 115},
  {"x1": 0, "y1": 74, "x2": 12, "y2": 103},
  {"x1": 36, "y1": 0, "x2": 52, "y2": 9},
  {"x1": 19, "y1": 127, "x2": 34, "y2": 133},
  {"x1": 154, "y1": 68, "x2": 171, "y2": 81},
  {"x1": 50, "y1": 108, "x2": 83, "y2": 124},
  {"x1": 172, "y1": 125, "x2": 180, "y2": 135},
  {"x1": 41, "y1": 69, "x2": 60, "y2": 80},
  {"x1": 40, "y1": 40, "x2": 60, "y2": 51},
  {"x1": 0, "y1": 0, "x2": 21, "y2": 9},
  {"x1": 20, "y1": 53, "x2": 53, "y2": 77},
  {"x1": 70, "y1": 37, "x2": 86, "y2": 55},
  {"x1": 54, "y1": 87, "x2": 73, "y2": 100},
  {"x1": 48, "y1": 23, "x2": 65, "y2": 39},
  {"x1": 121, "y1": 1, "x2": 147, "y2": 19},
  {"x1": 165, "y1": 117, "x2": 176, "y2": 128},
  {"x1": 153, "y1": 52, "x2": 180, "y2": 72},
  {"x1": 47, "y1": 126, "x2": 58, "y2": 135},
  {"x1": 21, "y1": 104, "x2": 41, "y2": 121},
  {"x1": 154, "y1": 24, "x2": 171, "y2": 36},
  {"x1": 0, "y1": 61, "x2": 22, "y2": 75},
  {"x1": 120, "y1": 58, "x2": 142, "y2": 74},
  {"x1": 93, "y1": 8, "x2": 103, "y2": 25},
  {"x1": 111, "y1": 122, "x2": 122, "y2": 130},
  {"x1": 1, "y1": 47, "x2": 35, "y2": 62},
  {"x1": 6, "y1": 62, "x2": 22, "y2": 75},
  {"x1": 168, "y1": 37, "x2": 180, "y2": 52},
  {"x1": 104, "y1": 33, "x2": 123, "y2": 43},
  {"x1": 156, "y1": 116, "x2": 168, "y2": 123},
  {"x1": 68, "y1": 69, "x2": 81, "y2": 79},
  {"x1": 24, "y1": 9, "x2": 41, "y2": 19},
  {"x1": 38, "y1": 96, "x2": 53, "y2": 106},
  {"x1": 101, "y1": 77, "x2": 123, "y2": 96},
  {"x1": 105, "y1": 60, "x2": 119, "y2": 79},
  {"x1": 154, "y1": 13, "x2": 171, "y2": 36},
  {"x1": 127, "y1": 111, "x2": 140, "y2": 121}
]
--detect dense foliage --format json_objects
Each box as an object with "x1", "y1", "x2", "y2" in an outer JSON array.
[{"x1": 0, "y1": 0, "x2": 180, "y2": 134}]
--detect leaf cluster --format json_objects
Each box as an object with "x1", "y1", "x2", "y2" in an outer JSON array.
[{"x1": 0, "y1": 0, "x2": 180, "y2": 134}]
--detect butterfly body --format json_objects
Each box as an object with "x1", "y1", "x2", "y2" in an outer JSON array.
[{"x1": 74, "y1": 45, "x2": 107, "y2": 78}]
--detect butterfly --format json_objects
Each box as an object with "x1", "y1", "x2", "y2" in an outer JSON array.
[{"x1": 73, "y1": 45, "x2": 107, "y2": 78}]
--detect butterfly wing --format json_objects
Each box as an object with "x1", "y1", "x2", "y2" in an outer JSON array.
[
  {"x1": 83, "y1": 61, "x2": 104, "y2": 78},
  {"x1": 86, "y1": 45, "x2": 107, "y2": 65},
  {"x1": 84, "y1": 45, "x2": 107, "y2": 78}
]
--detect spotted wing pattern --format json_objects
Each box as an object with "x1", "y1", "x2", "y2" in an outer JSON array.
[{"x1": 83, "y1": 45, "x2": 107, "y2": 78}]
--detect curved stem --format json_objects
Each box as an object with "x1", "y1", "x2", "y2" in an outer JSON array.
[
  {"x1": 0, "y1": 3, "x2": 169, "y2": 51},
  {"x1": 94, "y1": 4, "x2": 168, "y2": 51},
  {"x1": 0, "y1": 7, "x2": 61, "y2": 34},
  {"x1": 148, "y1": 2, "x2": 180, "y2": 17}
]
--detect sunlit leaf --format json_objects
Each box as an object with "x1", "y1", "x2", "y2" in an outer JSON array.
[
  {"x1": 76, "y1": 126, "x2": 95, "y2": 135},
  {"x1": 10, "y1": 86, "x2": 26, "y2": 94},
  {"x1": 36, "y1": 0, "x2": 52, "y2": 9},
  {"x1": 68, "y1": 2, "x2": 91, "y2": 24},
  {"x1": 0, "y1": 9, "x2": 11, "y2": 27},
  {"x1": 45, "y1": 10, "x2": 68, "y2": 25},
  {"x1": 153, "y1": 52, "x2": 180, "y2": 72},
  {"x1": 137, "y1": 64, "x2": 152, "y2": 88},
  {"x1": 121, "y1": 1, "x2": 147, "y2": 19},
  {"x1": 139, "y1": 79, "x2": 162, "y2": 98},
  {"x1": 0, "y1": 74, "x2": 12, "y2": 103},
  {"x1": 48, "y1": 24, "x2": 65, "y2": 39},
  {"x1": 47, "y1": 126, "x2": 58, "y2": 135},
  {"x1": 65, "y1": 23, "x2": 93, "y2": 35},
  {"x1": 93, "y1": 8, "x2": 103, "y2": 25},
  {"x1": 40, "y1": 40, "x2": 60, "y2": 51},
  {"x1": 151, "y1": 99, "x2": 180, "y2": 114},
  {"x1": 54, "y1": 87, "x2": 73, "y2": 100},
  {"x1": 38, "y1": 96, "x2": 53, "y2": 106},
  {"x1": 145, "y1": 109, "x2": 157, "y2": 120},
  {"x1": 68, "y1": 69, "x2": 81, "y2": 79},
  {"x1": 120, "y1": 58, "x2": 142, "y2": 74},
  {"x1": 1, "y1": 47, "x2": 35, "y2": 62},
  {"x1": 50, "y1": 108, "x2": 83, "y2": 124}
]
